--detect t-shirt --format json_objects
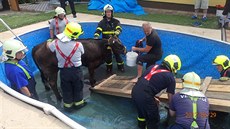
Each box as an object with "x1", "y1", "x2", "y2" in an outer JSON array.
[
  {"x1": 170, "y1": 93, "x2": 210, "y2": 129},
  {"x1": 146, "y1": 29, "x2": 162, "y2": 55},
  {"x1": 49, "y1": 17, "x2": 69, "y2": 36},
  {"x1": 4, "y1": 60, "x2": 34, "y2": 92}
]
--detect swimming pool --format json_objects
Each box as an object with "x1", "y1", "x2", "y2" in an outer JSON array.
[{"x1": 0, "y1": 22, "x2": 230, "y2": 129}]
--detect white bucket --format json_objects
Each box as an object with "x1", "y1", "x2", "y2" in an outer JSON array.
[{"x1": 126, "y1": 51, "x2": 138, "y2": 67}]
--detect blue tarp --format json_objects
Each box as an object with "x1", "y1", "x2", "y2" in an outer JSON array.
[{"x1": 88, "y1": 0, "x2": 146, "y2": 15}]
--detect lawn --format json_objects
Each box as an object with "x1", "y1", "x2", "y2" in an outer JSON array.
[{"x1": 0, "y1": 3, "x2": 219, "y2": 32}]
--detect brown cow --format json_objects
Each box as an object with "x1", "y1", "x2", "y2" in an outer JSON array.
[{"x1": 32, "y1": 36, "x2": 126, "y2": 101}]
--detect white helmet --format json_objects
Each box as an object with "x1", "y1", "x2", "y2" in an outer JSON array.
[
  {"x1": 2, "y1": 39, "x2": 27, "y2": 59},
  {"x1": 103, "y1": 4, "x2": 113, "y2": 12},
  {"x1": 182, "y1": 72, "x2": 201, "y2": 90},
  {"x1": 55, "y1": 7, "x2": 66, "y2": 16}
]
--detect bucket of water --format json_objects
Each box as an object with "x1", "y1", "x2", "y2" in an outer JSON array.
[{"x1": 126, "y1": 51, "x2": 138, "y2": 67}]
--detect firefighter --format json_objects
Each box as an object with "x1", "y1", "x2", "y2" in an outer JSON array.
[
  {"x1": 48, "y1": 7, "x2": 69, "y2": 41},
  {"x1": 94, "y1": 4, "x2": 124, "y2": 73},
  {"x1": 131, "y1": 54, "x2": 181, "y2": 129},
  {"x1": 48, "y1": 22, "x2": 86, "y2": 112},
  {"x1": 2, "y1": 39, "x2": 39, "y2": 100},
  {"x1": 168, "y1": 72, "x2": 210, "y2": 129},
  {"x1": 213, "y1": 55, "x2": 230, "y2": 81}
]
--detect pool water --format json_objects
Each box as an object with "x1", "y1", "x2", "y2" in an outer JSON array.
[{"x1": 0, "y1": 22, "x2": 230, "y2": 129}]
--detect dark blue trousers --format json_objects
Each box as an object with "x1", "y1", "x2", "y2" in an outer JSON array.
[{"x1": 60, "y1": 67, "x2": 84, "y2": 105}]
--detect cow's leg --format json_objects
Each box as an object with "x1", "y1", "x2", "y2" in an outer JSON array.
[
  {"x1": 88, "y1": 67, "x2": 96, "y2": 87},
  {"x1": 47, "y1": 72, "x2": 62, "y2": 101},
  {"x1": 40, "y1": 71, "x2": 51, "y2": 91}
]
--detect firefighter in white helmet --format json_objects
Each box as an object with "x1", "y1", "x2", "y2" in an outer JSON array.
[
  {"x1": 48, "y1": 7, "x2": 69, "y2": 41},
  {"x1": 94, "y1": 4, "x2": 124, "y2": 73},
  {"x1": 1, "y1": 39, "x2": 38, "y2": 100},
  {"x1": 168, "y1": 72, "x2": 210, "y2": 129}
]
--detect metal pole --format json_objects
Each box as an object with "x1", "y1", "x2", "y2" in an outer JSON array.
[{"x1": 0, "y1": 18, "x2": 22, "y2": 42}]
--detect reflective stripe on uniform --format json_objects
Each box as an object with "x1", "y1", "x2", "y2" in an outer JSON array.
[
  {"x1": 55, "y1": 39, "x2": 80, "y2": 68},
  {"x1": 74, "y1": 100, "x2": 84, "y2": 106},
  {"x1": 64, "y1": 102, "x2": 73, "y2": 108},
  {"x1": 190, "y1": 96, "x2": 199, "y2": 128},
  {"x1": 102, "y1": 31, "x2": 115, "y2": 35},
  {"x1": 94, "y1": 33, "x2": 100, "y2": 37},
  {"x1": 144, "y1": 65, "x2": 169, "y2": 81},
  {"x1": 137, "y1": 117, "x2": 146, "y2": 122},
  {"x1": 117, "y1": 61, "x2": 124, "y2": 65},
  {"x1": 116, "y1": 26, "x2": 122, "y2": 30},
  {"x1": 96, "y1": 27, "x2": 102, "y2": 31},
  {"x1": 106, "y1": 62, "x2": 112, "y2": 65},
  {"x1": 6, "y1": 61, "x2": 31, "y2": 79}
]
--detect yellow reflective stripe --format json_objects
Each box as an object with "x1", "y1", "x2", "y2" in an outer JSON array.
[
  {"x1": 75, "y1": 100, "x2": 84, "y2": 106},
  {"x1": 183, "y1": 80, "x2": 200, "y2": 86},
  {"x1": 116, "y1": 26, "x2": 122, "y2": 30},
  {"x1": 106, "y1": 62, "x2": 112, "y2": 65},
  {"x1": 107, "y1": 46, "x2": 111, "y2": 49},
  {"x1": 94, "y1": 33, "x2": 100, "y2": 37},
  {"x1": 64, "y1": 102, "x2": 73, "y2": 108},
  {"x1": 137, "y1": 117, "x2": 146, "y2": 122},
  {"x1": 96, "y1": 27, "x2": 102, "y2": 31},
  {"x1": 102, "y1": 31, "x2": 115, "y2": 34},
  {"x1": 117, "y1": 62, "x2": 124, "y2": 65},
  {"x1": 6, "y1": 61, "x2": 31, "y2": 79}
]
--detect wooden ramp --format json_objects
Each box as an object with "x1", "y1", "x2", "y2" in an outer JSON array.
[{"x1": 91, "y1": 74, "x2": 230, "y2": 113}]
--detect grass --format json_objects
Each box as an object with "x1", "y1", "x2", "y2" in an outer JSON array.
[{"x1": 0, "y1": 3, "x2": 220, "y2": 32}]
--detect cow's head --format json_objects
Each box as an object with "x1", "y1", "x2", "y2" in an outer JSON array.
[{"x1": 107, "y1": 35, "x2": 126, "y2": 54}]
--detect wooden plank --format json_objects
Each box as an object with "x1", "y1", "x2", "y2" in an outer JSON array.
[
  {"x1": 201, "y1": 77, "x2": 212, "y2": 94},
  {"x1": 93, "y1": 74, "x2": 116, "y2": 89},
  {"x1": 205, "y1": 91, "x2": 230, "y2": 100},
  {"x1": 208, "y1": 84, "x2": 230, "y2": 92},
  {"x1": 208, "y1": 98, "x2": 230, "y2": 113},
  {"x1": 211, "y1": 79, "x2": 230, "y2": 85},
  {"x1": 92, "y1": 75, "x2": 230, "y2": 113}
]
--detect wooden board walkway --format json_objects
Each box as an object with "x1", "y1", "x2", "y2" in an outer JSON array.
[{"x1": 91, "y1": 74, "x2": 230, "y2": 113}]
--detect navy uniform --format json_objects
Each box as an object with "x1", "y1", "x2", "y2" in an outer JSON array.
[
  {"x1": 94, "y1": 4, "x2": 124, "y2": 72},
  {"x1": 132, "y1": 55, "x2": 181, "y2": 129}
]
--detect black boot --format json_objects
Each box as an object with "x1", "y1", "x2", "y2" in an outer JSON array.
[
  {"x1": 106, "y1": 65, "x2": 113, "y2": 73},
  {"x1": 117, "y1": 64, "x2": 125, "y2": 72}
]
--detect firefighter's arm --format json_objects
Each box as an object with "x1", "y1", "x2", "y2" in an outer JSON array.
[
  {"x1": 20, "y1": 86, "x2": 31, "y2": 97},
  {"x1": 114, "y1": 21, "x2": 122, "y2": 36},
  {"x1": 94, "y1": 22, "x2": 103, "y2": 39}
]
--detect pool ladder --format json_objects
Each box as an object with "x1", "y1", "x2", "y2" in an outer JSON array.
[{"x1": 0, "y1": 18, "x2": 29, "y2": 64}]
